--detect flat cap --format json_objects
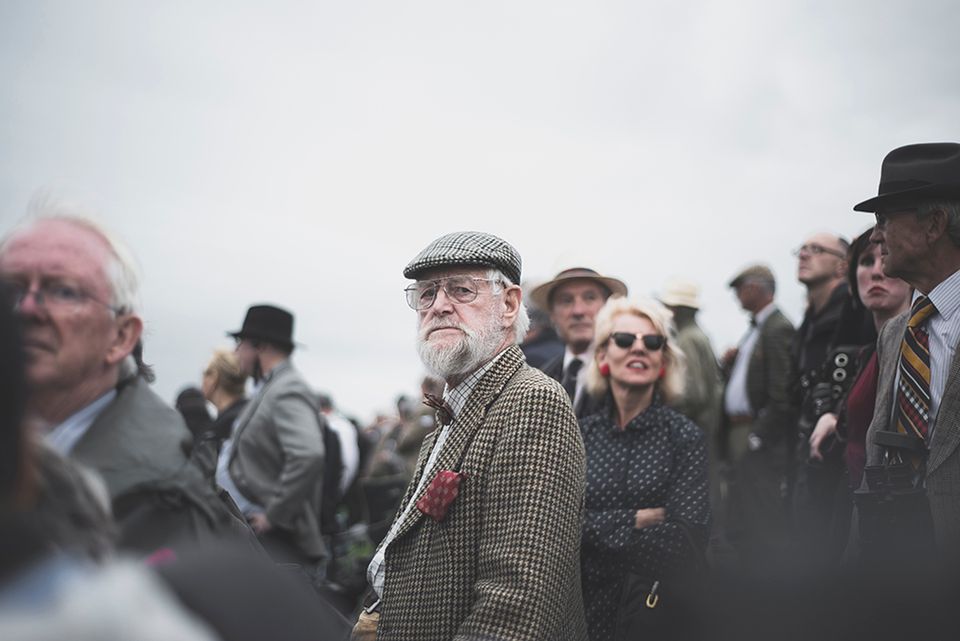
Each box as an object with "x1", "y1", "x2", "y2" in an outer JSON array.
[
  {"x1": 728, "y1": 264, "x2": 775, "y2": 289},
  {"x1": 403, "y1": 231, "x2": 522, "y2": 284}
]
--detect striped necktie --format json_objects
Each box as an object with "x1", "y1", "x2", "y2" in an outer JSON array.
[{"x1": 893, "y1": 296, "x2": 938, "y2": 458}]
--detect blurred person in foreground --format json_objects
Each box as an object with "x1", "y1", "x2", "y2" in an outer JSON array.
[
  {"x1": 0, "y1": 210, "x2": 252, "y2": 554},
  {"x1": 531, "y1": 265, "x2": 627, "y2": 418},
  {"x1": 579, "y1": 296, "x2": 709, "y2": 640},
  {"x1": 353, "y1": 232, "x2": 586, "y2": 641}
]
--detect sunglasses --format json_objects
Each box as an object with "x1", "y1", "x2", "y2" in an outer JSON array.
[{"x1": 609, "y1": 332, "x2": 665, "y2": 351}]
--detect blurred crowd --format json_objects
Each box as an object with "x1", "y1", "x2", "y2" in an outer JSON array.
[{"x1": 3, "y1": 142, "x2": 960, "y2": 641}]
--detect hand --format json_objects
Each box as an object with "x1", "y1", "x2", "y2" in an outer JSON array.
[
  {"x1": 635, "y1": 507, "x2": 666, "y2": 529},
  {"x1": 747, "y1": 432, "x2": 763, "y2": 451},
  {"x1": 809, "y1": 412, "x2": 838, "y2": 462},
  {"x1": 247, "y1": 512, "x2": 272, "y2": 534}
]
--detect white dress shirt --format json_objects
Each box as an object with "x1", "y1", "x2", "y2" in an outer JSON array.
[{"x1": 724, "y1": 303, "x2": 777, "y2": 417}]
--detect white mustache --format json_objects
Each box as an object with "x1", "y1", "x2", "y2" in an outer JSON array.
[{"x1": 419, "y1": 321, "x2": 477, "y2": 341}]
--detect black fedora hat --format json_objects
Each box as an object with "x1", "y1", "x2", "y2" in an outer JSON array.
[
  {"x1": 228, "y1": 304, "x2": 296, "y2": 351},
  {"x1": 854, "y1": 142, "x2": 960, "y2": 212}
]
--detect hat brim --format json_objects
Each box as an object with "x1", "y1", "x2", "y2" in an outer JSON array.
[
  {"x1": 659, "y1": 295, "x2": 699, "y2": 309},
  {"x1": 854, "y1": 184, "x2": 960, "y2": 212},
  {"x1": 227, "y1": 330, "x2": 297, "y2": 351},
  {"x1": 530, "y1": 273, "x2": 628, "y2": 310}
]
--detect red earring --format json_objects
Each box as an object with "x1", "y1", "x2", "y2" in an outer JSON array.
[
  {"x1": 659, "y1": 366, "x2": 666, "y2": 378},
  {"x1": 599, "y1": 363, "x2": 610, "y2": 377}
]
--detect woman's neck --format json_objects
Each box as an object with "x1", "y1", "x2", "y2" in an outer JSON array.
[
  {"x1": 611, "y1": 382, "x2": 655, "y2": 429},
  {"x1": 211, "y1": 390, "x2": 241, "y2": 414}
]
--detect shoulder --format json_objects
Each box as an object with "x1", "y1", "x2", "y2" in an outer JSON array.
[
  {"x1": 263, "y1": 366, "x2": 315, "y2": 402},
  {"x1": 502, "y1": 364, "x2": 570, "y2": 406},
  {"x1": 538, "y1": 353, "x2": 564, "y2": 380},
  {"x1": 656, "y1": 404, "x2": 706, "y2": 447},
  {"x1": 115, "y1": 377, "x2": 190, "y2": 433}
]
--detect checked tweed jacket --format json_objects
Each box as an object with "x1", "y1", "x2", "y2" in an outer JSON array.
[
  {"x1": 375, "y1": 345, "x2": 588, "y2": 641},
  {"x1": 864, "y1": 311, "x2": 960, "y2": 551}
]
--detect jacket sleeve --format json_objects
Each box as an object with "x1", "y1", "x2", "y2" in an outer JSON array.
[
  {"x1": 754, "y1": 317, "x2": 798, "y2": 444},
  {"x1": 675, "y1": 333, "x2": 714, "y2": 420},
  {"x1": 455, "y1": 383, "x2": 585, "y2": 641},
  {"x1": 264, "y1": 390, "x2": 325, "y2": 528}
]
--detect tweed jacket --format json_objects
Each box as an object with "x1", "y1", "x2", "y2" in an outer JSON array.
[
  {"x1": 376, "y1": 345, "x2": 588, "y2": 641},
  {"x1": 722, "y1": 308, "x2": 797, "y2": 447},
  {"x1": 540, "y1": 352, "x2": 605, "y2": 419},
  {"x1": 71, "y1": 376, "x2": 253, "y2": 552},
  {"x1": 864, "y1": 311, "x2": 960, "y2": 549},
  {"x1": 227, "y1": 360, "x2": 326, "y2": 559}
]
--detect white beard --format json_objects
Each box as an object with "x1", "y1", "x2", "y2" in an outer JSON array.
[{"x1": 417, "y1": 312, "x2": 505, "y2": 381}]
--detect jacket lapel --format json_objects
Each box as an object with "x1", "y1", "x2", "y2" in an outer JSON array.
[
  {"x1": 866, "y1": 314, "x2": 905, "y2": 465},
  {"x1": 229, "y1": 362, "x2": 288, "y2": 453},
  {"x1": 390, "y1": 346, "x2": 525, "y2": 541}
]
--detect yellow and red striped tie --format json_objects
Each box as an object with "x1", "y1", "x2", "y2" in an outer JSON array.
[{"x1": 893, "y1": 296, "x2": 937, "y2": 463}]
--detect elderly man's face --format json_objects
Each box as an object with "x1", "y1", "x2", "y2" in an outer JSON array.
[
  {"x1": 796, "y1": 233, "x2": 846, "y2": 288},
  {"x1": 870, "y1": 210, "x2": 927, "y2": 283},
  {"x1": 549, "y1": 279, "x2": 607, "y2": 354},
  {"x1": 0, "y1": 220, "x2": 131, "y2": 394},
  {"x1": 415, "y1": 267, "x2": 510, "y2": 380}
]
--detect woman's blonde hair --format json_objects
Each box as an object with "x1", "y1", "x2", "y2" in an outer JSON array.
[
  {"x1": 205, "y1": 349, "x2": 247, "y2": 398},
  {"x1": 585, "y1": 296, "x2": 686, "y2": 403}
]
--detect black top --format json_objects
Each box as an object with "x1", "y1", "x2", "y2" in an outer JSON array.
[{"x1": 579, "y1": 396, "x2": 710, "y2": 640}]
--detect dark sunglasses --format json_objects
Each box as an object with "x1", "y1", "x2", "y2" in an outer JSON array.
[{"x1": 609, "y1": 332, "x2": 665, "y2": 351}]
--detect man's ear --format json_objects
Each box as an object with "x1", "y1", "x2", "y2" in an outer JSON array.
[
  {"x1": 922, "y1": 207, "x2": 949, "y2": 245},
  {"x1": 105, "y1": 314, "x2": 144, "y2": 367},
  {"x1": 501, "y1": 285, "x2": 522, "y2": 329}
]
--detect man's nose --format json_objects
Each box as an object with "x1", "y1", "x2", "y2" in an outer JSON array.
[
  {"x1": 12, "y1": 287, "x2": 45, "y2": 316},
  {"x1": 430, "y1": 287, "x2": 455, "y2": 314}
]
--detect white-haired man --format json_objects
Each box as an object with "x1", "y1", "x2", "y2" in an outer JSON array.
[
  {"x1": 0, "y1": 213, "x2": 250, "y2": 553},
  {"x1": 353, "y1": 232, "x2": 587, "y2": 641}
]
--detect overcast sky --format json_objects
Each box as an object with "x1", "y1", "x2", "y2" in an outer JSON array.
[{"x1": 2, "y1": 1, "x2": 959, "y2": 421}]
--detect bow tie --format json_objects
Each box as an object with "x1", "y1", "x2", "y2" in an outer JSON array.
[{"x1": 423, "y1": 393, "x2": 454, "y2": 426}]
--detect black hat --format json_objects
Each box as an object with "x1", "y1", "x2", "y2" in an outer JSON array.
[
  {"x1": 404, "y1": 231, "x2": 522, "y2": 284},
  {"x1": 854, "y1": 142, "x2": 960, "y2": 212},
  {"x1": 228, "y1": 305, "x2": 296, "y2": 351}
]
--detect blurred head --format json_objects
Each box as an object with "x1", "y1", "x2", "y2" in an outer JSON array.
[
  {"x1": 796, "y1": 232, "x2": 848, "y2": 289},
  {"x1": 0, "y1": 215, "x2": 143, "y2": 412},
  {"x1": 586, "y1": 297, "x2": 685, "y2": 404},
  {"x1": 202, "y1": 349, "x2": 246, "y2": 401},
  {"x1": 548, "y1": 279, "x2": 610, "y2": 354}
]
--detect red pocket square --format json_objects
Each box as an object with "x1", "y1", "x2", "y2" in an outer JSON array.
[{"x1": 416, "y1": 470, "x2": 466, "y2": 521}]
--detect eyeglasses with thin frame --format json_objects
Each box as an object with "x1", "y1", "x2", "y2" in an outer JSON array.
[
  {"x1": 792, "y1": 243, "x2": 846, "y2": 259},
  {"x1": 609, "y1": 332, "x2": 666, "y2": 351},
  {"x1": 404, "y1": 276, "x2": 502, "y2": 311},
  {"x1": 4, "y1": 279, "x2": 123, "y2": 314}
]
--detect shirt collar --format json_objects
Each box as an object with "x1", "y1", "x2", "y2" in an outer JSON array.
[
  {"x1": 563, "y1": 345, "x2": 594, "y2": 371},
  {"x1": 45, "y1": 389, "x2": 118, "y2": 455},
  {"x1": 442, "y1": 349, "x2": 508, "y2": 420},
  {"x1": 753, "y1": 302, "x2": 777, "y2": 326},
  {"x1": 925, "y1": 268, "x2": 960, "y2": 321}
]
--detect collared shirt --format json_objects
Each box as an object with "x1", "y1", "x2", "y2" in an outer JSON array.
[
  {"x1": 366, "y1": 350, "x2": 505, "y2": 600},
  {"x1": 45, "y1": 390, "x2": 117, "y2": 455},
  {"x1": 215, "y1": 370, "x2": 275, "y2": 515},
  {"x1": 563, "y1": 345, "x2": 594, "y2": 409},
  {"x1": 724, "y1": 302, "x2": 777, "y2": 416},
  {"x1": 898, "y1": 270, "x2": 960, "y2": 434}
]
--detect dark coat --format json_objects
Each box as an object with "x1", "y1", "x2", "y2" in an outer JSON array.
[
  {"x1": 540, "y1": 352, "x2": 606, "y2": 419},
  {"x1": 70, "y1": 376, "x2": 255, "y2": 554}
]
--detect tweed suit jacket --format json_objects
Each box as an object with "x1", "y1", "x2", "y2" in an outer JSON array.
[
  {"x1": 227, "y1": 360, "x2": 326, "y2": 559},
  {"x1": 740, "y1": 308, "x2": 797, "y2": 445},
  {"x1": 376, "y1": 346, "x2": 588, "y2": 641},
  {"x1": 864, "y1": 311, "x2": 960, "y2": 549}
]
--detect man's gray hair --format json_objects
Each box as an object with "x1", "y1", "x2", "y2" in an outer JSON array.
[
  {"x1": 0, "y1": 199, "x2": 142, "y2": 314},
  {"x1": 486, "y1": 268, "x2": 530, "y2": 344},
  {"x1": 918, "y1": 199, "x2": 960, "y2": 247}
]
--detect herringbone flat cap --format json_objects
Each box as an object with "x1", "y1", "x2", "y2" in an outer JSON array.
[{"x1": 403, "y1": 231, "x2": 522, "y2": 284}]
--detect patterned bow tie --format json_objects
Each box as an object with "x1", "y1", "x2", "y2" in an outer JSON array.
[{"x1": 423, "y1": 393, "x2": 454, "y2": 426}]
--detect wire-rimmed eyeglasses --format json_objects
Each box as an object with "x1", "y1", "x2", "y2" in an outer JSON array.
[
  {"x1": 4, "y1": 280, "x2": 123, "y2": 314},
  {"x1": 404, "y1": 276, "x2": 501, "y2": 311}
]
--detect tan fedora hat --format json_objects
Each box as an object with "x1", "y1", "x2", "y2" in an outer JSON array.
[
  {"x1": 658, "y1": 278, "x2": 701, "y2": 309},
  {"x1": 530, "y1": 267, "x2": 628, "y2": 310}
]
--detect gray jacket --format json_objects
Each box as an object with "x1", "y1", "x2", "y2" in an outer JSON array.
[{"x1": 227, "y1": 361, "x2": 326, "y2": 559}]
